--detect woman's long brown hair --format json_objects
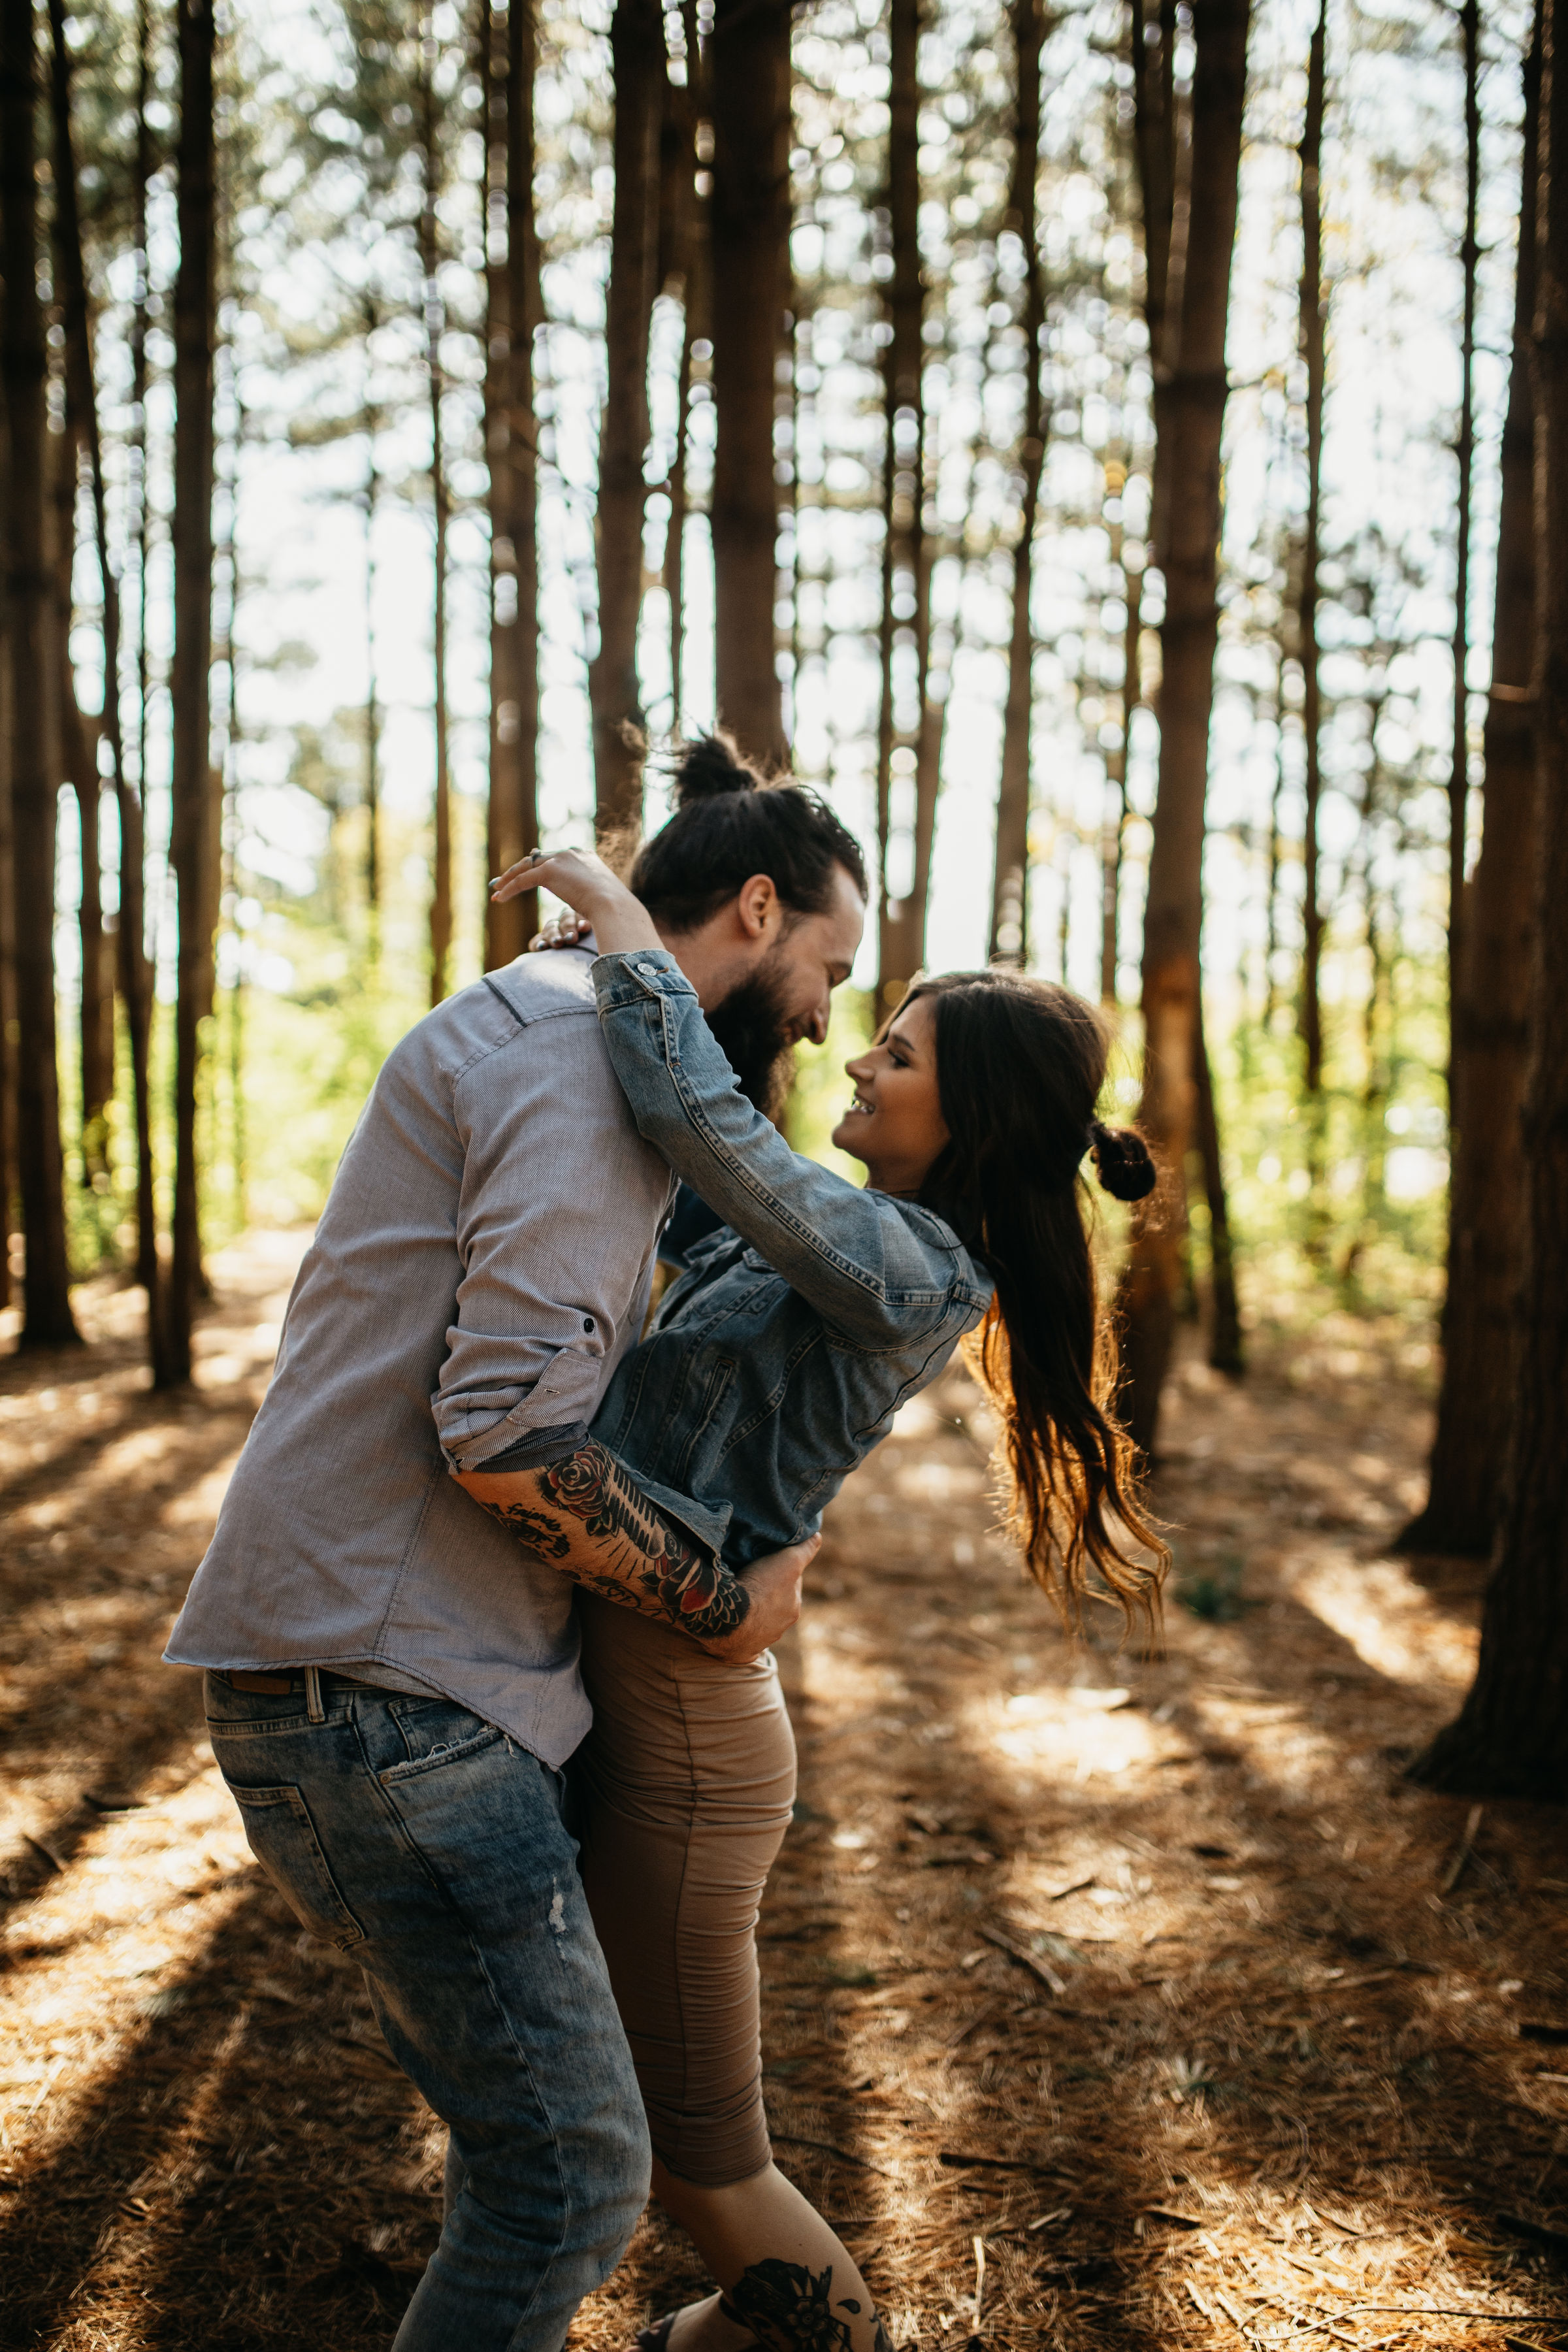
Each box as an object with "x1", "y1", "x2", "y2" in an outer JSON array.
[{"x1": 905, "y1": 970, "x2": 1168, "y2": 1633}]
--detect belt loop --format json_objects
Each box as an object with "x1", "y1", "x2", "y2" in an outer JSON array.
[{"x1": 304, "y1": 1665, "x2": 325, "y2": 1724}]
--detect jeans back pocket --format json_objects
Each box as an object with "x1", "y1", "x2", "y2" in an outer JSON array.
[{"x1": 229, "y1": 1782, "x2": 366, "y2": 1951}]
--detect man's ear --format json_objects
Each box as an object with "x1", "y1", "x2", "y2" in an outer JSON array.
[{"x1": 735, "y1": 874, "x2": 782, "y2": 941}]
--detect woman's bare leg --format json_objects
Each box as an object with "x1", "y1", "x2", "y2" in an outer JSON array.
[{"x1": 652, "y1": 2157, "x2": 890, "y2": 2352}]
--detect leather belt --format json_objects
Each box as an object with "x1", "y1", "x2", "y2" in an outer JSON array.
[{"x1": 225, "y1": 1668, "x2": 354, "y2": 1695}]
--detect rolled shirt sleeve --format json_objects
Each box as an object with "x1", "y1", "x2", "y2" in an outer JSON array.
[{"x1": 433, "y1": 1004, "x2": 676, "y2": 1471}]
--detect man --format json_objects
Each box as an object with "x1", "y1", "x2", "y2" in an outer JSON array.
[{"x1": 167, "y1": 738, "x2": 867, "y2": 2352}]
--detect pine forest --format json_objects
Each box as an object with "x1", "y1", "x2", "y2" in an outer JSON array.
[{"x1": 4, "y1": 0, "x2": 1568, "y2": 2345}]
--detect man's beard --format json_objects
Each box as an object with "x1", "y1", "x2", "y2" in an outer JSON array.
[{"x1": 706, "y1": 960, "x2": 797, "y2": 1121}]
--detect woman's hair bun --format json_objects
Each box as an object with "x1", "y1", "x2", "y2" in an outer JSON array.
[
  {"x1": 1088, "y1": 1117, "x2": 1157, "y2": 1202},
  {"x1": 670, "y1": 731, "x2": 762, "y2": 808}
]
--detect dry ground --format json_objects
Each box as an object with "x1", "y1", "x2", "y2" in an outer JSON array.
[{"x1": 3, "y1": 1232, "x2": 1566, "y2": 2351}]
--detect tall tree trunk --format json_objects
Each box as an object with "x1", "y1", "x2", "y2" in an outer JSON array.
[
  {"x1": 126, "y1": 0, "x2": 158, "y2": 1284},
  {"x1": 708, "y1": 0, "x2": 790, "y2": 768},
  {"x1": 167, "y1": 0, "x2": 216, "y2": 1382},
  {"x1": 54, "y1": 426, "x2": 114, "y2": 1186},
  {"x1": 590, "y1": 0, "x2": 662, "y2": 839},
  {"x1": 874, "y1": 0, "x2": 930, "y2": 1007},
  {"x1": 120, "y1": 0, "x2": 161, "y2": 1321},
  {"x1": 3, "y1": 0, "x2": 79, "y2": 1347},
  {"x1": 1102, "y1": 538, "x2": 1143, "y2": 1004},
  {"x1": 1130, "y1": 0, "x2": 1177, "y2": 559},
  {"x1": 48, "y1": 0, "x2": 121, "y2": 1198},
  {"x1": 989, "y1": 0, "x2": 1047, "y2": 968},
  {"x1": 1194, "y1": 996, "x2": 1243, "y2": 1375},
  {"x1": 420, "y1": 21, "x2": 452, "y2": 1007},
  {"x1": 1448, "y1": 0, "x2": 1481, "y2": 1083},
  {"x1": 1400, "y1": 3, "x2": 1540, "y2": 1557},
  {"x1": 663, "y1": 17, "x2": 709, "y2": 738},
  {"x1": 1116, "y1": 0, "x2": 1250, "y2": 1461},
  {"x1": 1297, "y1": 0, "x2": 1327, "y2": 1094},
  {"x1": 484, "y1": 0, "x2": 541, "y2": 968},
  {"x1": 0, "y1": 560, "x2": 13, "y2": 1313},
  {"x1": 1410, "y1": 0, "x2": 1568, "y2": 1799}
]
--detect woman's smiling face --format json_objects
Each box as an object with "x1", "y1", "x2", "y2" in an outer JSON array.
[{"x1": 831, "y1": 990, "x2": 950, "y2": 1196}]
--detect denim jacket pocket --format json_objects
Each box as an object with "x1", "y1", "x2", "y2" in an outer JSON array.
[{"x1": 228, "y1": 1782, "x2": 366, "y2": 1950}]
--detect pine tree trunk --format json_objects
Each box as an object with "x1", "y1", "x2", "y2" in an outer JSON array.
[
  {"x1": 1194, "y1": 996, "x2": 1243, "y2": 1375},
  {"x1": 1401, "y1": 1, "x2": 1540, "y2": 1558},
  {"x1": 874, "y1": 0, "x2": 929, "y2": 1008},
  {"x1": 989, "y1": 0, "x2": 1047, "y2": 968},
  {"x1": 54, "y1": 429, "x2": 114, "y2": 1186},
  {"x1": 1117, "y1": 0, "x2": 1250, "y2": 1461},
  {"x1": 1448, "y1": 0, "x2": 1481, "y2": 1075},
  {"x1": 0, "y1": 589, "x2": 14, "y2": 1311},
  {"x1": 48, "y1": 4, "x2": 121, "y2": 1196},
  {"x1": 1297, "y1": 0, "x2": 1327, "y2": 1094},
  {"x1": 484, "y1": 0, "x2": 540, "y2": 968},
  {"x1": 590, "y1": 0, "x2": 662, "y2": 839},
  {"x1": 1, "y1": 0, "x2": 79, "y2": 1348},
  {"x1": 1102, "y1": 550, "x2": 1143, "y2": 1004},
  {"x1": 420, "y1": 24, "x2": 452, "y2": 1007},
  {"x1": 167, "y1": 0, "x2": 216, "y2": 1382},
  {"x1": 666, "y1": 42, "x2": 710, "y2": 740},
  {"x1": 708, "y1": 0, "x2": 790, "y2": 768},
  {"x1": 1411, "y1": 0, "x2": 1568, "y2": 1800}
]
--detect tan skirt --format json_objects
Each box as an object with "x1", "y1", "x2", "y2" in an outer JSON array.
[{"x1": 574, "y1": 1594, "x2": 797, "y2": 2186}]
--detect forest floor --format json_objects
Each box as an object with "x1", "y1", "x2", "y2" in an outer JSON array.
[{"x1": 3, "y1": 1230, "x2": 1567, "y2": 2352}]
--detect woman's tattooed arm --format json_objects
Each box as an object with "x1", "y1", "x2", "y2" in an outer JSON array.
[{"x1": 453, "y1": 1440, "x2": 750, "y2": 1642}]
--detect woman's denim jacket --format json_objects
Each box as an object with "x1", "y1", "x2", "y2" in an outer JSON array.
[{"x1": 586, "y1": 949, "x2": 993, "y2": 1567}]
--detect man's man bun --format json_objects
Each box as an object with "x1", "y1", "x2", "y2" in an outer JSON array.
[
  {"x1": 669, "y1": 733, "x2": 762, "y2": 806},
  {"x1": 630, "y1": 734, "x2": 867, "y2": 932}
]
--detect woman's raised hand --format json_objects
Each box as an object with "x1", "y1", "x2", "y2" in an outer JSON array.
[{"x1": 489, "y1": 846, "x2": 664, "y2": 958}]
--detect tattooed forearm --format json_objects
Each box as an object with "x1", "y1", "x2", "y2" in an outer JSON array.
[{"x1": 454, "y1": 1441, "x2": 749, "y2": 1642}]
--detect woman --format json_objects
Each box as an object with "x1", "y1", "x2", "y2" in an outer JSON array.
[{"x1": 468, "y1": 794, "x2": 1164, "y2": 2352}]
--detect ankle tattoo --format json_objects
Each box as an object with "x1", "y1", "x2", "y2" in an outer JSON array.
[{"x1": 723, "y1": 2259, "x2": 891, "y2": 2352}]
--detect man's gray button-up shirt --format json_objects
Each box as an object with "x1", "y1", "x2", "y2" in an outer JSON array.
[{"x1": 165, "y1": 950, "x2": 676, "y2": 1768}]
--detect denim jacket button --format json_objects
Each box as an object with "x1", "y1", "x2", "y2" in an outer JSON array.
[{"x1": 635, "y1": 962, "x2": 657, "y2": 979}]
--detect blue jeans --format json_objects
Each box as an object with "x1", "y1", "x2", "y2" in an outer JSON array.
[{"x1": 204, "y1": 1671, "x2": 651, "y2": 2352}]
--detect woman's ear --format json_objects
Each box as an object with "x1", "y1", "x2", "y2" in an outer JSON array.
[{"x1": 736, "y1": 873, "x2": 782, "y2": 941}]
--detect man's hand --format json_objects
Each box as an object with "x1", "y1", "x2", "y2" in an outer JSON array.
[{"x1": 695, "y1": 1535, "x2": 818, "y2": 1665}]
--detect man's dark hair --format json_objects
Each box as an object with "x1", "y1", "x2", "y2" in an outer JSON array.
[{"x1": 628, "y1": 733, "x2": 868, "y2": 934}]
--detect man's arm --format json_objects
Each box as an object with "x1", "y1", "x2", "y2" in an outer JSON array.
[{"x1": 453, "y1": 1439, "x2": 811, "y2": 1663}]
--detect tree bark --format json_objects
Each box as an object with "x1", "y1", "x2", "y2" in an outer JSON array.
[
  {"x1": 708, "y1": 0, "x2": 790, "y2": 768},
  {"x1": 1102, "y1": 542, "x2": 1143, "y2": 1005},
  {"x1": 874, "y1": 0, "x2": 932, "y2": 1008},
  {"x1": 419, "y1": 20, "x2": 452, "y2": 1006},
  {"x1": 1, "y1": 0, "x2": 80, "y2": 1347},
  {"x1": 1297, "y1": 0, "x2": 1327, "y2": 1094},
  {"x1": 48, "y1": 0, "x2": 121, "y2": 1197},
  {"x1": 1448, "y1": 0, "x2": 1481, "y2": 1081},
  {"x1": 484, "y1": 0, "x2": 541, "y2": 967},
  {"x1": 1117, "y1": 0, "x2": 1250, "y2": 1461},
  {"x1": 122, "y1": 0, "x2": 159, "y2": 1311},
  {"x1": 1400, "y1": 1, "x2": 1540, "y2": 1558},
  {"x1": 590, "y1": 0, "x2": 662, "y2": 839},
  {"x1": 989, "y1": 0, "x2": 1047, "y2": 969},
  {"x1": 53, "y1": 428, "x2": 114, "y2": 1186},
  {"x1": 167, "y1": 0, "x2": 216, "y2": 1381},
  {"x1": 661, "y1": 24, "x2": 708, "y2": 740},
  {"x1": 1411, "y1": 0, "x2": 1568, "y2": 1799},
  {"x1": 1194, "y1": 996, "x2": 1243, "y2": 1375}
]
